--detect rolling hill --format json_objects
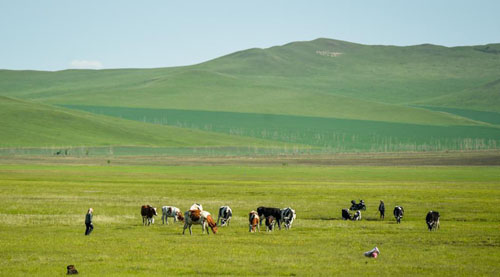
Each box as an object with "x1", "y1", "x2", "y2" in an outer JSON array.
[
  {"x1": 1, "y1": 38, "x2": 499, "y2": 153},
  {"x1": 0, "y1": 96, "x2": 286, "y2": 149}
]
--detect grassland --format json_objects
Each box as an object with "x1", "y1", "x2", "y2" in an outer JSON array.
[
  {"x1": 0, "y1": 162, "x2": 499, "y2": 276},
  {"x1": 62, "y1": 105, "x2": 500, "y2": 152},
  {"x1": 0, "y1": 96, "x2": 291, "y2": 149}
]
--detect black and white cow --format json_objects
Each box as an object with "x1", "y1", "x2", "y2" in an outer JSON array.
[
  {"x1": 352, "y1": 210, "x2": 362, "y2": 221},
  {"x1": 217, "y1": 206, "x2": 233, "y2": 226},
  {"x1": 257, "y1": 206, "x2": 282, "y2": 230},
  {"x1": 141, "y1": 205, "x2": 157, "y2": 225},
  {"x1": 280, "y1": 207, "x2": 296, "y2": 230},
  {"x1": 393, "y1": 206, "x2": 404, "y2": 224},
  {"x1": 426, "y1": 211, "x2": 440, "y2": 231},
  {"x1": 342, "y1": 208, "x2": 351, "y2": 220}
]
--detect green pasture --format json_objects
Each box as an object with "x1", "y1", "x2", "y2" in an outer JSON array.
[
  {"x1": 0, "y1": 164, "x2": 499, "y2": 275},
  {"x1": 0, "y1": 96, "x2": 290, "y2": 149},
  {"x1": 63, "y1": 105, "x2": 500, "y2": 152}
]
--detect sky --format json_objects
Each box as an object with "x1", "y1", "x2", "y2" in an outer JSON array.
[{"x1": 1, "y1": 0, "x2": 499, "y2": 71}]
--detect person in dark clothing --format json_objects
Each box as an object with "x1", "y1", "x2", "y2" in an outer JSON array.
[
  {"x1": 378, "y1": 201, "x2": 385, "y2": 220},
  {"x1": 85, "y1": 208, "x2": 94, "y2": 235}
]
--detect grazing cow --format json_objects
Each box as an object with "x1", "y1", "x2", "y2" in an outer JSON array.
[
  {"x1": 342, "y1": 208, "x2": 351, "y2": 220},
  {"x1": 141, "y1": 205, "x2": 157, "y2": 225},
  {"x1": 249, "y1": 211, "x2": 260, "y2": 232},
  {"x1": 265, "y1": 216, "x2": 276, "y2": 232},
  {"x1": 426, "y1": 211, "x2": 440, "y2": 231},
  {"x1": 217, "y1": 206, "x2": 233, "y2": 227},
  {"x1": 352, "y1": 210, "x2": 362, "y2": 221},
  {"x1": 280, "y1": 207, "x2": 296, "y2": 230},
  {"x1": 183, "y1": 209, "x2": 218, "y2": 235},
  {"x1": 257, "y1": 206, "x2": 282, "y2": 230},
  {"x1": 393, "y1": 206, "x2": 404, "y2": 224},
  {"x1": 161, "y1": 206, "x2": 184, "y2": 224}
]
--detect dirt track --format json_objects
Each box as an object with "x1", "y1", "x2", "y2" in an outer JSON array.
[{"x1": 1, "y1": 151, "x2": 499, "y2": 166}]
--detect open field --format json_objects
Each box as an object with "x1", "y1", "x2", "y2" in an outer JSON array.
[{"x1": 0, "y1": 161, "x2": 499, "y2": 275}]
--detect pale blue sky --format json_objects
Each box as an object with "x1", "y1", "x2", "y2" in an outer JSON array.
[{"x1": 1, "y1": 0, "x2": 499, "y2": 71}]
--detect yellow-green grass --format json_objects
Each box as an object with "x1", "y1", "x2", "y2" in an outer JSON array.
[{"x1": 0, "y1": 164, "x2": 498, "y2": 275}]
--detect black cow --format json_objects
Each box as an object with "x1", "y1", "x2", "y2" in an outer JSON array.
[
  {"x1": 426, "y1": 211, "x2": 440, "y2": 231},
  {"x1": 393, "y1": 206, "x2": 404, "y2": 223},
  {"x1": 141, "y1": 205, "x2": 157, "y2": 225},
  {"x1": 257, "y1": 206, "x2": 282, "y2": 230},
  {"x1": 342, "y1": 208, "x2": 351, "y2": 220}
]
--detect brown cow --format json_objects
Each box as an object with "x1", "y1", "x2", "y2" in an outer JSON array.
[
  {"x1": 141, "y1": 205, "x2": 157, "y2": 226},
  {"x1": 183, "y1": 210, "x2": 218, "y2": 235},
  {"x1": 249, "y1": 210, "x2": 260, "y2": 232}
]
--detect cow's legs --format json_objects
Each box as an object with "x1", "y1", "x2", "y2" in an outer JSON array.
[
  {"x1": 162, "y1": 214, "x2": 165, "y2": 224},
  {"x1": 182, "y1": 223, "x2": 187, "y2": 235},
  {"x1": 189, "y1": 225, "x2": 192, "y2": 235}
]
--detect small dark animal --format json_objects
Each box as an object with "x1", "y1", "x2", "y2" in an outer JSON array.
[
  {"x1": 426, "y1": 211, "x2": 440, "y2": 231},
  {"x1": 393, "y1": 206, "x2": 404, "y2": 223},
  {"x1": 342, "y1": 208, "x2": 351, "y2": 220},
  {"x1": 141, "y1": 205, "x2": 157, "y2": 225},
  {"x1": 67, "y1": 265, "x2": 78, "y2": 275},
  {"x1": 257, "y1": 206, "x2": 282, "y2": 230},
  {"x1": 265, "y1": 215, "x2": 276, "y2": 232}
]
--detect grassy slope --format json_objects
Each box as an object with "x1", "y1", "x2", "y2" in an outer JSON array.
[
  {"x1": 63, "y1": 105, "x2": 500, "y2": 152},
  {"x1": 2, "y1": 39, "x2": 499, "y2": 124},
  {"x1": 0, "y1": 96, "x2": 286, "y2": 148},
  {"x1": 0, "y1": 164, "x2": 498, "y2": 275}
]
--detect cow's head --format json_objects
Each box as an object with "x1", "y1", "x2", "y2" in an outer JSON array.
[
  {"x1": 256, "y1": 206, "x2": 265, "y2": 216},
  {"x1": 153, "y1": 207, "x2": 158, "y2": 216},
  {"x1": 176, "y1": 211, "x2": 184, "y2": 222},
  {"x1": 205, "y1": 215, "x2": 218, "y2": 234}
]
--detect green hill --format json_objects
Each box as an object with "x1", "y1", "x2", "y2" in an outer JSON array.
[
  {"x1": 2, "y1": 39, "x2": 499, "y2": 124},
  {"x1": 0, "y1": 96, "x2": 284, "y2": 148},
  {"x1": 1, "y1": 38, "x2": 500, "y2": 153}
]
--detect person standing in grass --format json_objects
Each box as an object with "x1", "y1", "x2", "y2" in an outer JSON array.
[
  {"x1": 378, "y1": 201, "x2": 385, "y2": 220},
  {"x1": 85, "y1": 208, "x2": 94, "y2": 235}
]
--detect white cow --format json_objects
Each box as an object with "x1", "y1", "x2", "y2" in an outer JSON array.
[
  {"x1": 183, "y1": 210, "x2": 218, "y2": 235},
  {"x1": 161, "y1": 206, "x2": 184, "y2": 224}
]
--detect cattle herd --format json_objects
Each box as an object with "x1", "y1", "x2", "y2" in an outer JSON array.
[
  {"x1": 140, "y1": 203, "x2": 296, "y2": 235},
  {"x1": 140, "y1": 202, "x2": 440, "y2": 235}
]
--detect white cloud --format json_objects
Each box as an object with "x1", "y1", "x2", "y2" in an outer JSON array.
[{"x1": 70, "y1": 60, "x2": 103, "y2": 69}]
